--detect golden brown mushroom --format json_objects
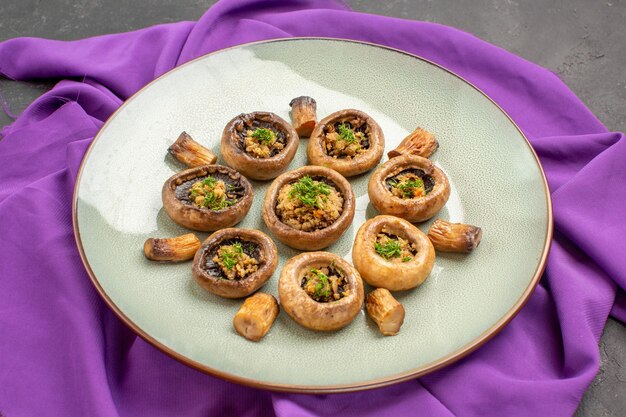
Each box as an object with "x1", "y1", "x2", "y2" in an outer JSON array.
[
  {"x1": 307, "y1": 109, "x2": 384, "y2": 177},
  {"x1": 221, "y1": 112, "x2": 299, "y2": 180},
  {"x1": 278, "y1": 252, "x2": 364, "y2": 331},
  {"x1": 368, "y1": 154, "x2": 450, "y2": 223},
  {"x1": 233, "y1": 292, "x2": 279, "y2": 341},
  {"x1": 192, "y1": 228, "x2": 278, "y2": 299},
  {"x1": 428, "y1": 218, "x2": 482, "y2": 253},
  {"x1": 262, "y1": 165, "x2": 355, "y2": 251},
  {"x1": 168, "y1": 131, "x2": 217, "y2": 167},
  {"x1": 352, "y1": 215, "x2": 435, "y2": 291},
  {"x1": 289, "y1": 96, "x2": 317, "y2": 137},
  {"x1": 143, "y1": 233, "x2": 201, "y2": 262},
  {"x1": 162, "y1": 165, "x2": 253, "y2": 232},
  {"x1": 366, "y1": 288, "x2": 405, "y2": 336},
  {"x1": 388, "y1": 127, "x2": 438, "y2": 159}
]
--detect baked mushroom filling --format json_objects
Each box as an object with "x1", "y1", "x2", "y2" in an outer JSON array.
[
  {"x1": 374, "y1": 232, "x2": 418, "y2": 263},
  {"x1": 322, "y1": 119, "x2": 371, "y2": 159},
  {"x1": 300, "y1": 264, "x2": 350, "y2": 302},
  {"x1": 203, "y1": 239, "x2": 260, "y2": 280},
  {"x1": 176, "y1": 174, "x2": 244, "y2": 210},
  {"x1": 235, "y1": 119, "x2": 287, "y2": 158},
  {"x1": 275, "y1": 175, "x2": 344, "y2": 232},
  {"x1": 386, "y1": 169, "x2": 435, "y2": 199}
]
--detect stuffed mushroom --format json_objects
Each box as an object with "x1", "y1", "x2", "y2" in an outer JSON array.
[
  {"x1": 353, "y1": 215, "x2": 435, "y2": 291},
  {"x1": 221, "y1": 111, "x2": 299, "y2": 181},
  {"x1": 192, "y1": 228, "x2": 278, "y2": 299},
  {"x1": 368, "y1": 155, "x2": 450, "y2": 222},
  {"x1": 307, "y1": 109, "x2": 384, "y2": 177},
  {"x1": 262, "y1": 165, "x2": 355, "y2": 251},
  {"x1": 279, "y1": 252, "x2": 364, "y2": 331},
  {"x1": 162, "y1": 165, "x2": 253, "y2": 231}
]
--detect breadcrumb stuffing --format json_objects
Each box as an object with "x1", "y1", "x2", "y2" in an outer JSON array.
[{"x1": 275, "y1": 177, "x2": 343, "y2": 232}]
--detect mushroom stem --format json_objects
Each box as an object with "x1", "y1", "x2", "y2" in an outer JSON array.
[
  {"x1": 233, "y1": 293, "x2": 279, "y2": 341},
  {"x1": 143, "y1": 233, "x2": 201, "y2": 262},
  {"x1": 427, "y1": 219, "x2": 482, "y2": 253},
  {"x1": 289, "y1": 96, "x2": 317, "y2": 137},
  {"x1": 388, "y1": 127, "x2": 439, "y2": 159},
  {"x1": 366, "y1": 288, "x2": 405, "y2": 336},
  {"x1": 168, "y1": 131, "x2": 218, "y2": 167}
]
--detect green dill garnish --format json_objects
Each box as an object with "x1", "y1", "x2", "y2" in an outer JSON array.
[
  {"x1": 288, "y1": 176, "x2": 331, "y2": 208},
  {"x1": 394, "y1": 177, "x2": 425, "y2": 198},
  {"x1": 202, "y1": 193, "x2": 235, "y2": 211},
  {"x1": 202, "y1": 176, "x2": 217, "y2": 187},
  {"x1": 402, "y1": 256, "x2": 412, "y2": 262},
  {"x1": 311, "y1": 269, "x2": 331, "y2": 298},
  {"x1": 219, "y1": 246, "x2": 240, "y2": 270},
  {"x1": 232, "y1": 242, "x2": 243, "y2": 254},
  {"x1": 337, "y1": 123, "x2": 357, "y2": 144},
  {"x1": 251, "y1": 128, "x2": 275, "y2": 144},
  {"x1": 375, "y1": 240, "x2": 403, "y2": 259}
]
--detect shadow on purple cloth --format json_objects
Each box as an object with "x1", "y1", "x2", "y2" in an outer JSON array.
[{"x1": 0, "y1": 0, "x2": 624, "y2": 416}]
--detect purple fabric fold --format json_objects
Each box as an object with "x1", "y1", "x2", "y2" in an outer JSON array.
[{"x1": 1, "y1": 0, "x2": 624, "y2": 416}]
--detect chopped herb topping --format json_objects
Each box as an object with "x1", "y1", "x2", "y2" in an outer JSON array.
[
  {"x1": 251, "y1": 128, "x2": 275, "y2": 144},
  {"x1": 189, "y1": 176, "x2": 237, "y2": 210},
  {"x1": 288, "y1": 176, "x2": 331, "y2": 208},
  {"x1": 337, "y1": 123, "x2": 357, "y2": 144},
  {"x1": 219, "y1": 242, "x2": 243, "y2": 270},
  {"x1": 202, "y1": 176, "x2": 217, "y2": 187},
  {"x1": 374, "y1": 232, "x2": 418, "y2": 263},
  {"x1": 375, "y1": 239, "x2": 403, "y2": 259},
  {"x1": 301, "y1": 265, "x2": 348, "y2": 302},
  {"x1": 389, "y1": 175, "x2": 426, "y2": 199},
  {"x1": 311, "y1": 269, "x2": 331, "y2": 298}
]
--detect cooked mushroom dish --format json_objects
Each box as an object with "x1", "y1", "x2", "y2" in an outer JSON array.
[
  {"x1": 279, "y1": 252, "x2": 364, "y2": 331},
  {"x1": 368, "y1": 155, "x2": 450, "y2": 223},
  {"x1": 307, "y1": 109, "x2": 384, "y2": 177},
  {"x1": 222, "y1": 111, "x2": 299, "y2": 180},
  {"x1": 192, "y1": 228, "x2": 278, "y2": 299},
  {"x1": 263, "y1": 165, "x2": 355, "y2": 251},
  {"x1": 353, "y1": 215, "x2": 435, "y2": 291},
  {"x1": 162, "y1": 165, "x2": 253, "y2": 232}
]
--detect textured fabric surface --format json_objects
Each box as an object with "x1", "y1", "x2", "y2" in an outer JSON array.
[{"x1": 1, "y1": 0, "x2": 624, "y2": 416}]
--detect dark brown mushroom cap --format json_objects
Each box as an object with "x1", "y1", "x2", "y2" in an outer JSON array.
[
  {"x1": 307, "y1": 109, "x2": 385, "y2": 177},
  {"x1": 162, "y1": 165, "x2": 253, "y2": 232},
  {"x1": 278, "y1": 251, "x2": 364, "y2": 331},
  {"x1": 368, "y1": 155, "x2": 450, "y2": 223},
  {"x1": 262, "y1": 165, "x2": 355, "y2": 251},
  {"x1": 221, "y1": 111, "x2": 299, "y2": 181},
  {"x1": 192, "y1": 228, "x2": 278, "y2": 299}
]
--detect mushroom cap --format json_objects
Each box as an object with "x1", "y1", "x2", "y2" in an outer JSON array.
[
  {"x1": 368, "y1": 154, "x2": 450, "y2": 222},
  {"x1": 353, "y1": 215, "x2": 435, "y2": 291},
  {"x1": 192, "y1": 228, "x2": 278, "y2": 299},
  {"x1": 262, "y1": 165, "x2": 355, "y2": 251},
  {"x1": 162, "y1": 164, "x2": 253, "y2": 232},
  {"x1": 278, "y1": 251, "x2": 364, "y2": 331},
  {"x1": 221, "y1": 111, "x2": 299, "y2": 181},
  {"x1": 307, "y1": 109, "x2": 384, "y2": 177}
]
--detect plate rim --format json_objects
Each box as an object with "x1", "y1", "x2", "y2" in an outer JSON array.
[{"x1": 72, "y1": 37, "x2": 553, "y2": 393}]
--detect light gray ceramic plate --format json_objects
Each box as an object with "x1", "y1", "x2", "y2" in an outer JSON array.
[{"x1": 73, "y1": 38, "x2": 552, "y2": 392}]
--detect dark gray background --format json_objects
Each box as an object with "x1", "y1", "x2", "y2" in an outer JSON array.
[{"x1": 1, "y1": 1, "x2": 624, "y2": 415}]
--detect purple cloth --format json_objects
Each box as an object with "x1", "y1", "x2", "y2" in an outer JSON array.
[{"x1": 1, "y1": 0, "x2": 624, "y2": 415}]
